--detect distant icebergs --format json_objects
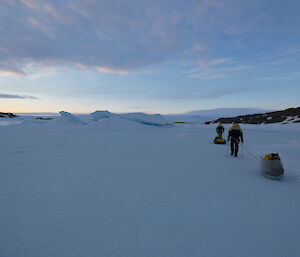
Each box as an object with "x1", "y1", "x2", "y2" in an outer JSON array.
[
  {"x1": 59, "y1": 111, "x2": 87, "y2": 125},
  {"x1": 91, "y1": 110, "x2": 170, "y2": 127},
  {"x1": 4, "y1": 110, "x2": 171, "y2": 128},
  {"x1": 91, "y1": 110, "x2": 113, "y2": 121},
  {"x1": 91, "y1": 116, "x2": 148, "y2": 129},
  {"x1": 118, "y1": 112, "x2": 169, "y2": 126}
]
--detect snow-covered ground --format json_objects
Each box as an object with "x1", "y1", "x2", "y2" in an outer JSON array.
[
  {"x1": 1, "y1": 116, "x2": 300, "y2": 257},
  {"x1": 0, "y1": 118, "x2": 23, "y2": 126}
]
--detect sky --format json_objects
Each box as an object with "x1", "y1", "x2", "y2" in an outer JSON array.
[{"x1": 0, "y1": 0, "x2": 300, "y2": 114}]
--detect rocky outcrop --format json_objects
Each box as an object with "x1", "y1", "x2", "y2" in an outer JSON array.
[
  {"x1": 36, "y1": 117, "x2": 53, "y2": 120},
  {"x1": 0, "y1": 112, "x2": 17, "y2": 118},
  {"x1": 205, "y1": 107, "x2": 300, "y2": 125}
]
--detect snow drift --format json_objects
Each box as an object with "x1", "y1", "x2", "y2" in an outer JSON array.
[
  {"x1": 91, "y1": 116, "x2": 150, "y2": 129},
  {"x1": 0, "y1": 118, "x2": 23, "y2": 126},
  {"x1": 118, "y1": 112, "x2": 170, "y2": 126}
]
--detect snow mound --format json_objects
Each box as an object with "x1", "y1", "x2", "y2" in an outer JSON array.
[
  {"x1": 119, "y1": 112, "x2": 170, "y2": 126},
  {"x1": 91, "y1": 110, "x2": 113, "y2": 121},
  {"x1": 92, "y1": 116, "x2": 149, "y2": 129},
  {"x1": 0, "y1": 118, "x2": 23, "y2": 126},
  {"x1": 91, "y1": 110, "x2": 171, "y2": 127},
  {"x1": 59, "y1": 111, "x2": 87, "y2": 125}
]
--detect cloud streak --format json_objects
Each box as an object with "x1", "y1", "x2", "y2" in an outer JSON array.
[
  {"x1": 153, "y1": 85, "x2": 254, "y2": 101},
  {"x1": 0, "y1": 93, "x2": 38, "y2": 99},
  {"x1": 188, "y1": 58, "x2": 251, "y2": 80},
  {"x1": 256, "y1": 71, "x2": 300, "y2": 80}
]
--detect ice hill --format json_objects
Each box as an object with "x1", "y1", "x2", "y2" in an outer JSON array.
[
  {"x1": 91, "y1": 110, "x2": 112, "y2": 120},
  {"x1": 205, "y1": 107, "x2": 300, "y2": 124},
  {"x1": 59, "y1": 111, "x2": 87, "y2": 125},
  {"x1": 0, "y1": 110, "x2": 171, "y2": 128},
  {"x1": 118, "y1": 112, "x2": 169, "y2": 126},
  {"x1": 8, "y1": 110, "x2": 170, "y2": 128},
  {"x1": 91, "y1": 110, "x2": 171, "y2": 127}
]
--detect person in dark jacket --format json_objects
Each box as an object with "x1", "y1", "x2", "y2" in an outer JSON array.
[
  {"x1": 227, "y1": 122, "x2": 244, "y2": 157},
  {"x1": 216, "y1": 122, "x2": 225, "y2": 138}
]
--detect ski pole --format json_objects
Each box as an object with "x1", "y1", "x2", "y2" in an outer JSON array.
[
  {"x1": 227, "y1": 141, "x2": 229, "y2": 158},
  {"x1": 242, "y1": 143, "x2": 244, "y2": 158}
]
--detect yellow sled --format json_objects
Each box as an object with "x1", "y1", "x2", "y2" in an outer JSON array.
[{"x1": 214, "y1": 137, "x2": 226, "y2": 144}]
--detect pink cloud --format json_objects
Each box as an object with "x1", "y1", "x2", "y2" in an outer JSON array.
[
  {"x1": 95, "y1": 66, "x2": 131, "y2": 75},
  {"x1": 0, "y1": 69, "x2": 26, "y2": 78}
]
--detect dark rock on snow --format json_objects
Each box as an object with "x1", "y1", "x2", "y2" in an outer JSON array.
[
  {"x1": 36, "y1": 117, "x2": 53, "y2": 120},
  {"x1": 0, "y1": 112, "x2": 17, "y2": 118},
  {"x1": 205, "y1": 107, "x2": 300, "y2": 125}
]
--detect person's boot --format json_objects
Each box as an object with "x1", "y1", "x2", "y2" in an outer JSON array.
[{"x1": 231, "y1": 152, "x2": 234, "y2": 156}]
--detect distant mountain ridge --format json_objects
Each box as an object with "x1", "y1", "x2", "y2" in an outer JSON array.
[
  {"x1": 205, "y1": 107, "x2": 300, "y2": 124},
  {"x1": 185, "y1": 108, "x2": 272, "y2": 116},
  {"x1": 164, "y1": 108, "x2": 272, "y2": 123}
]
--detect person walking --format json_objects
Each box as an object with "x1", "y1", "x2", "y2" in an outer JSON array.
[
  {"x1": 227, "y1": 122, "x2": 244, "y2": 157},
  {"x1": 216, "y1": 122, "x2": 225, "y2": 138}
]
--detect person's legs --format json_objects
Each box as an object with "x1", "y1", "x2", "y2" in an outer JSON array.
[
  {"x1": 230, "y1": 139, "x2": 234, "y2": 155},
  {"x1": 234, "y1": 141, "x2": 239, "y2": 157}
]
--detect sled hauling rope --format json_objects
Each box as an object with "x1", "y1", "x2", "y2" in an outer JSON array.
[{"x1": 243, "y1": 144, "x2": 260, "y2": 163}]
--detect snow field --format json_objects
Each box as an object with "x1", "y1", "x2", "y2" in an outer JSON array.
[{"x1": 0, "y1": 122, "x2": 300, "y2": 257}]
